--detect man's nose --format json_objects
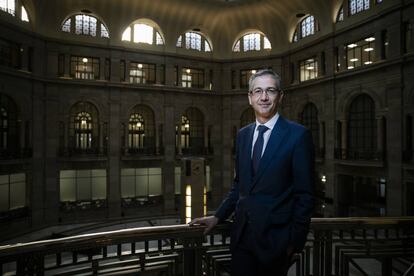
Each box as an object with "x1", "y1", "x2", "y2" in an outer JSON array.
[{"x1": 259, "y1": 92, "x2": 269, "y2": 100}]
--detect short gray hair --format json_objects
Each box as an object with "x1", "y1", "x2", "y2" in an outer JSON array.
[{"x1": 248, "y1": 69, "x2": 282, "y2": 92}]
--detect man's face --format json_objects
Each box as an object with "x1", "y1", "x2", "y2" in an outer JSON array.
[{"x1": 248, "y1": 74, "x2": 284, "y2": 123}]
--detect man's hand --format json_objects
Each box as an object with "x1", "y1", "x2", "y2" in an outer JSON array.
[{"x1": 188, "y1": 216, "x2": 219, "y2": 235}]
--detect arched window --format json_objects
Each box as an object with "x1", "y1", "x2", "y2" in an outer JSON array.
[
  {"x1": 69, "y1": 102, "x2": 99, "y2": 152},
  {"x1": 336, "y1": 5, "x2": 344, "y2": 22},
  {"x1": 176, "y1": 31, "x2": 212, "y2": 52},
  {"x1": 180, "y1": 115, "x2": 190, "y2": 149},
  {"x1": 347, "y1": 94, "x2": 377, "y2": 159},
  {"x1": 176, "y1": 108, "x2": 204, "y2": 154},
  {"x1": 129, "y1": 114, "x2": 144, "y2": 149},
  {"x1": 0, "y1": 107, "x2": 8, "y2": 150},
  {"x1": 301, "y1": 103, "x2": 320, "y2": 151},
  {"x1": 233, "y1": 32, "x2": 271, "y2": 52},
  {"x1": 122, "y1": 20, "x2": 164, "y2": 45},
  {"x1": 75, "y1": 112, "x2": 92, "y2": 149},
  {"x1": 61, "y1": 13, "x2": 109, "y2": 38},
  {"x1": 0, "y1": 0, "x2": 30, "y2": 22},
  {"x1": 0, "y1": 0, "x2": 15, "y2": 15},
  {"x1": 185, "y1": 108, "x2": 204, "y2": 151},
  {"x1": 349, "y1": 0, "x2": 370, "y2": 15},
  {"x1": 240, "y1": 108, "x2": 255, "y2": 127},
  {"x1": 292, "y1": 15, "x2": 319, "y2": 42},
  {"x1": 127, "y1": 105, "x2": 155, "y2": 153},
  {"x1": 0, "y1": 94, "x2": 18, "y2": 157}
]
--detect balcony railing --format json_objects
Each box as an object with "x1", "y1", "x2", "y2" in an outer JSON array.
[
  {"x1": 178, "y1": 147, "x2": 214, "y2": 156},
  {"x1": 58, "y1": 147, "x2": 107, "y2": 157},
  {"x1": 334, "y1": 148, "x2": 385, "y2": 161},
  {"x1": 122, "y1": 147, "x2": 164, "y2": 157},
  {"x1": 0, "y1": 148, "x2": 32, "y2": 160},
  {"x1": 0, "y1": 217, "x2": 413, "y2": 275},
  {"x1": 403, "y1": 150, "x2": 413, "y2": 162}
]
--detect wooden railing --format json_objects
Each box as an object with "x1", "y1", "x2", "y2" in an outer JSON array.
[{"x1": 0, "y1": 217, "x2": 414, "y2": 275}]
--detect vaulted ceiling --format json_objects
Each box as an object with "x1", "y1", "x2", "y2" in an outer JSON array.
[{"x1": 27, "y1": 0, "x2": 342, "y2": 56}]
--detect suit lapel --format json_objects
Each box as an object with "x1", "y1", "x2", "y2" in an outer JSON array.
[
  {"x1": 241, "y1": 123, "x2": 255, "y2": 189},
  {"x1": 249, "y1": 116, "x2": 289, "y2": 193}
]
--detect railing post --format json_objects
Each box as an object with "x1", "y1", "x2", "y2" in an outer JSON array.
[
  {"x1": 324, "y1": 230, "x2": 333, "y2": 276},
  {"x1": 382, "y1": 257, "x2": 392, "y2": 276},
  {"x1": 313, "y1": 229, "x2": 321, "y2": 276},
  {"x1": 17, "y1": 254, "x2": 44, "y2": 276},
  {"x1": 182, "y1": 236, "x2": 203, "y2": 276}
]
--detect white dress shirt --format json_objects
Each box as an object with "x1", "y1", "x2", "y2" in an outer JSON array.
[{"x1": 251, "y1": 113, "x2": 279, "y2": 158}]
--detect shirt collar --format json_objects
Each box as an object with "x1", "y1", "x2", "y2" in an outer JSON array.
[{"x1": 255, "y1": 112, "x2": 279, "y2": 131}]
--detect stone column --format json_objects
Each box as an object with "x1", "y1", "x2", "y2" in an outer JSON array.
[
  {"x1": 155, "y1": 124, "x2": 160, "y2": 154},
  {"x1": 99, "y1": 122, "x2": 104, "y2": 153},
  {"x1": 204, "y1": 125, "x2": 209, "y2": 149},
  {"x1": 341, "y1": 119, "x2": 347, "y2": 158},
  {"x1": 165, "y1": 64, "x2": 176, "y2": 86},
  {"x1": 386, "y1": 84, "x2": 403, "y2": 215},
  {"x1": 108, "y1": 88, "x2": 121, "y2": 218},
  {"x1": 99, "y1": 57, "x2": 105, "y2": 80},
  {"x1": 124, "y1": 59, "x2": 130, "y2": 83},
  {"x1": 338, "y1": 46, "x2": 346, "y2": 71},
  {"x1": 163, "y1": 105, "x2": 176, "y2": 211},
  {"x1": 64, "y1": 122, "x2": 68, "y2": 149},
  {"x1": 20, "y1": 45, "x2": 29, "y2": 71},
  {"x1": 177, "y1": 122, "x2": 182, "y2": 155},
  {"x1": 64, "y1": 53, "x2": 70, "y2": 78},
  {"x1": 319, "y1": 122, "x2": 325, "y2": 152},
  {"x1": 204, "y1": 69, "x2": 210, "y2": 90},
  {"x1": 19, "y1": 120, "x2": 25, "y2": 152},
  {"x1": 124, "y1": 124, "x2": 129, "y2": 154},
  {"x1": 377, "y1": 117, "x2": 384, "y2": 158}
]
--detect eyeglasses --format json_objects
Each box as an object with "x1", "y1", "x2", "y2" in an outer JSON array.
[{"x1": 250, "y1": 87, "x2": 281, "y2": 97}]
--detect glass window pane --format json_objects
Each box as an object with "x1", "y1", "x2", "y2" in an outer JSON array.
[
  {"x1": 92, "y1": 177, "x2": 106, "y2": 199},
  {"x1": 60, "y1": 178, "x2": 76, "y2": 201},
  {"x1": 136, "y1": 168, "x2": 148, "y2": 176},
  {"x1": 10, "y1": 173, "x2": 25, "y2": 183},
  {"x1": 136, "y1": 175, "x2": 148, "y2": 196},
  {"x1": 148, "y1": 168, "x2": 161, "y2": 175},
  {"x1": 122, "y1": 26, "x2": 131, "y2": 41},
  {"x1": 0, "y1": 184, "x2": 9, "y2": 211},
  {"x1": 148, "y1": 174, "x2": 162, "y2": 195},
  {"x1": 77, "y1": 177, "x2": 91, "y2": 200},
  {"x1": 60, "y1": 170, "x2": 76, "y2": 178},
  {"x1": 175, "y1": 167, "x2": 181, "y2": 194},
  {"x1": 0, "y1": 174, "x2": 8, "y2": 185},
  {"x1": 77, "y1": 170, "x2": 91, "y2": 178},
  {"x1": 10, "y1": 181, "x2": 25, "y2": 209},
  {"x1": 121, "y1": 168, "x2": 135, "y2": 176},
  {"x1": 134, "y1": 23, "x2": 153, "y2": 44},
  {"x1": 21, "y1": 6, "x2": 29, "y2": 22},
  {"x1": 121, "y1": 175, "x2": 135, "y2": 198},
  {"x1": 92, "y1": 169, "x2": 106, "y2": 177}
]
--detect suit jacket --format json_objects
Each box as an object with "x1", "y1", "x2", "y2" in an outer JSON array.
[{"x1": 215, "y1": 115, "x2": 315, "y2": 263}]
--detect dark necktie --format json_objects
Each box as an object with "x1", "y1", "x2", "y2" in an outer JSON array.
[{"x1": 252, "y1": 125, "x2": 269, "y2": 175}]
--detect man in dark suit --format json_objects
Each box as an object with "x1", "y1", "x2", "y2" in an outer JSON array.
[{"x1": 189, "y1": 69, "x2": 314, "y2": 276}]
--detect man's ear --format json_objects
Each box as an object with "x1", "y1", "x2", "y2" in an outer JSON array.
[
  {"x1": 278, "y1": 92, "x2": 284, "y2": 104},
  {"x1": 248, "y1": 94, "x2": 252, "y2": 105}
]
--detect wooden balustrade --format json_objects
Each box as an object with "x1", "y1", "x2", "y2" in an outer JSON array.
[{"x1": 0, "y1": 217, "x2": 413, "y2": 275}]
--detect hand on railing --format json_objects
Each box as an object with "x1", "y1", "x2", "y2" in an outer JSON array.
[{"x1": 189, "y1": 216, "x2": 219, "y2": 235}]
